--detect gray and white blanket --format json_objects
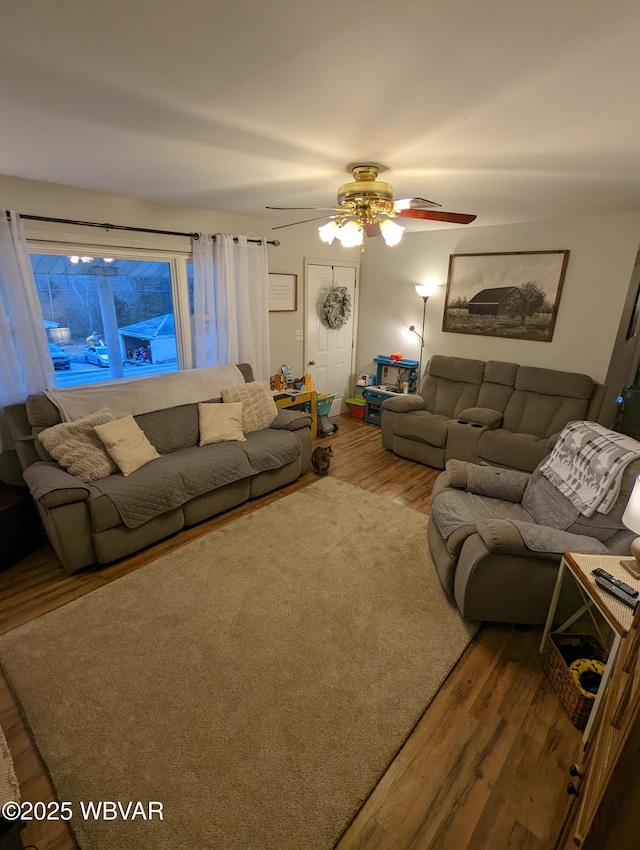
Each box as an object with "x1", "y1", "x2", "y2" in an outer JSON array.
[{"x1": 538, "y1": 420, "x2": 640, "y2": 517}]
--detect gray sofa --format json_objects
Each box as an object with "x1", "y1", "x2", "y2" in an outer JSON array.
[
  {"x1": 5, "y1": 364, "x2": 312, "y2": 572},
  {"x1": 381, "y1": 355, "x2": 606, "y2": 472},
  {"x1": 427, "y1": 444, "x2": 640, "y2": 624}
]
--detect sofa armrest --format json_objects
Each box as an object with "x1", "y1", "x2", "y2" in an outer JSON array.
[
  {"x1": 270, "y1": 409, "x2": 312, "y2": 431},
  {"x1": 382, "y1": 394, "x2": 426, "y2": 413},
  {"x1": 476, "y1": 519, "x2": 609, "y2": 556},
  {"x1": 458, "y1": 407, "x2": 503, "y2": 428},
  {"x1": 445, "y1": 459, "x2": 531, "y2": 501},
  {"x1": 22, "y1": 462, "x2": 91, "y2": 508}
]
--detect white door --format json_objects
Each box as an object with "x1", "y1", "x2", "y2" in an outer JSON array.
[{"x1": 305, "y1": 262, "x2": 357, "y2": 417}]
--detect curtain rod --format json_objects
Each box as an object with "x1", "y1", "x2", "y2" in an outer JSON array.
[{"x1": 12, "y1": 213, "x2": 281, "y2": 246}]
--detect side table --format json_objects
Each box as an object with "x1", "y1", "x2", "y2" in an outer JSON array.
[{"x1": 540, "y1": 552, "x2": 640, "y2": 743}]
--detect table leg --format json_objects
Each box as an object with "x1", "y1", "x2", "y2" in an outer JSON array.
[
  {"x1": 582, "y1": 632, "x2": 622, "y2": 743},
  {"x1": 541, "y1": 559, "x2": 566, "y2": 653},
  {"x1": 310, "y1": 392, "x2": 317, "y2": 438}
]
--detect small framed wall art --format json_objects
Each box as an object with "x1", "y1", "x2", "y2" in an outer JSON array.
[
  {"x1": 443, "y1": 250, "x2": 570, "y2": 342},
  {"x1": 268, "y1": 273, "x2": 298, "y2": 312}
]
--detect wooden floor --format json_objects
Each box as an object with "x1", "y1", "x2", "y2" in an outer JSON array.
[{"x1": 0, "y1": 414, "x2": 579, "y2": 850}]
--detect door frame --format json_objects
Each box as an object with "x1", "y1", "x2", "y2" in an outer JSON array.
[{"x1": 303, "y1": 257, "x2": 360, "y2": 411}]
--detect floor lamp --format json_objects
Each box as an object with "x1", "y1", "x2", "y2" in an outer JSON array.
[{"x1": 413, "y1": 284, "x2": 435, "y2": 383}]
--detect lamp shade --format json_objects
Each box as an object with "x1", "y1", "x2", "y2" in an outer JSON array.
[
  {"x1": 337, "y1": 220, "x2": 363, "y2": 247},
  {"x1": 379, "y1": 218, "x2": 404, "y2": 247},
  {"x1": 318, "y1": 221, "x2": 339, "y2": 244},
  {"x1": 622, "y1": 476, "x2": 640, "y2": 534},
  {"x1": 415, "y1": 282, "x2": 438, "y2": 299}
]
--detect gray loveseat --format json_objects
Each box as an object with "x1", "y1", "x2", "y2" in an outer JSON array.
[
  {"x1": 5, "y1": 364, "x2": 312, "y2": 572},
  {"x1": 381, "y1": 355, "x2": 606, "y2": 472}
]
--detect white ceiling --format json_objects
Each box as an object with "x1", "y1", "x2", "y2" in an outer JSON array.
[{"x1": 2, "y1": 0, "x2": 640, "y2": 234}]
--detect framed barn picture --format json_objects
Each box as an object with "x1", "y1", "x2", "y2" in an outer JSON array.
[{"x1": 443, "y1": 250, "x2": 570, "y2": 342}]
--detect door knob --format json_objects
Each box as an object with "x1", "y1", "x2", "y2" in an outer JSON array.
[
  {"x1": 308, "y1": 360, "x2": 316, "y2": 366},
  {"x1": 567, "y1": 783, "x2": 580, "y2": 796},
  {"x1": 569, "y1": 764, "x2": 582, "y2": 778}
]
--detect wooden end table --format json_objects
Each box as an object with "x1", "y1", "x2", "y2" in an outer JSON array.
[{"x1": 540, "y1": 552, "x2": 640, "y2": 743}]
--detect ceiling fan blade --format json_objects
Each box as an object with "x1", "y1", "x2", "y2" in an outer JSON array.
[
  {"x1": 393, "y1": 197, "x2": 442, "y2": 211},
  {"x1": 271, "y1": 214, "x2": 337, "y2": 230},
  {"x1": 266, "y1": 205, "x2": 342, "y2": 211},
  {"x1": 364, "y1": 222, "x2": 381, "y2": 238},
  {"x1": 397, "y1": 209, "x2": 477, "y2": 225}
]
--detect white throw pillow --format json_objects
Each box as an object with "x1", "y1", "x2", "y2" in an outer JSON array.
[
  {"x1": 37, "y1": 408, "x2": 118, "y2": 482},
  {"x1": 94, "y1": 415, "x2": 160, "y2": 476},
  {"x1": 198, "y1": 402, "x2": 246, "y2": 445},
  {"x1": 220, "y1": 381, "x2": 278, "y2": 433}
]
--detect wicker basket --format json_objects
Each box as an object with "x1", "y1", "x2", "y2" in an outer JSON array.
[{"x1": 542, "y1": 633, "x2": 607, "y2": 729}]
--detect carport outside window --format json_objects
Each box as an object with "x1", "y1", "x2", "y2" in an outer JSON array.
[{"x1": 30, "y1": 253, "x2": 181, "y2": 387}]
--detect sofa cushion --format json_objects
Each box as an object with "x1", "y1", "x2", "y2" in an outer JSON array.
[
  {"x1": 477, "y1": 429, "x2": 553, "y2": 472},
  {"x1": 501, "y1": 391, "x2": 590, "y2": 438},
  {"x1": 515, "y1": 365, "x2": 593, "y2": 398},
  {"x1": 134, "y1": 403, "x2": 201, "y2": 453},
  {"x1": 430, "y1": 487, "x2": 532, "y2": 541},
  {"x1": 90, "y1": 442, "x2": 255, "y2": 528},
  {"x1": 221, "y1": 381, "x2": 278, "y2": 433},
  {"x1": 240, "y1": 428, "x2": 300, "y2": 472},
  {"x1": 198, "y1": 402, "x2": 245, "y2": 445},
  {"x1": 94, "y1": 415, "x2": 161, "y2": 476},
  {"x1": 421, "y1": 356, "x2": 484, "y2": 418},
  {"x1": 476, "y1": 360, "x2": 517, "y2": 411},
  {"x1": 499, "y1": 365, "x2": 592, "y2": 438},
  {"x1": 426, "y1": 355, "x2": 485, "y2": 384},
  {"x1": 37, "y1": 408, "x2": 119, "y2": 482},
  {"x1": 393, "y1": 410, "x2": 450, "y2": 448}
]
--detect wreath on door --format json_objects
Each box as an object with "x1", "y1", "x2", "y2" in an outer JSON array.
[{"x1": 322, "y1": 286, "x2": 352, "y2": 330}]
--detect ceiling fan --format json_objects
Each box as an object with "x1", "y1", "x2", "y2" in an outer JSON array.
[{"x1": 266, "y1": 164, "x2": 476, "y2": 248}]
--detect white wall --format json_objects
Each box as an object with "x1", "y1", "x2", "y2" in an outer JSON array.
[{"x1": 356, "y1": 213, "x2": 640, "y2": 423}]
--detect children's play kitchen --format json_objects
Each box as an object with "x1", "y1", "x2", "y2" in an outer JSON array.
[{"x1": 361, "y1": 355, "x2": 419, "y2": 425}]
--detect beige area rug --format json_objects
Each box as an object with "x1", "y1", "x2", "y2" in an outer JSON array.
[{"x1": 1, "y1": 478, "x2": 477, "y2": 850}]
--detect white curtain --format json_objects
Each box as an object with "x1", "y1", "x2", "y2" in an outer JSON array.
[
  {"x1": 192, "y1": 233, "x2": 270, "y2": 381},
  {"x1": 0, "y1": 211, "x2": 54, "y2": 450}
]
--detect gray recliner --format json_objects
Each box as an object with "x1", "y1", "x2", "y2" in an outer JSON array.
[{"x1": 427, "y1": 433, "x2": 640, "y2": 624}]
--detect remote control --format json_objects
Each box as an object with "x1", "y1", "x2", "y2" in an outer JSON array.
[
  {"x1": 594, "y1": 575, "x2": 639, "y2": 610},
  {"x1": 591, "y1": 568, "x2": 639, "y2": 598}
]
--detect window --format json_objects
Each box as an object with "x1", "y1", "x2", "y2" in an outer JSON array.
[{"x1": 30, "y1": 247, "x2": 191, "y2": 388}]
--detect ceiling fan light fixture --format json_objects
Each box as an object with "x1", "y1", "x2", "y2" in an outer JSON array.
[
  {"x1": 337, "y1": 219, "x2": 363, "y2": 247},
  {"x1": 318, "y1": 220, "x2": 340, "y2": 244},
  {"x1": 379, "y1": 218, "x2": 404, "y2": 247}
]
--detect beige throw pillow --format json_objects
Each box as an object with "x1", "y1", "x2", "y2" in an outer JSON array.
[
  {"x1": 94, "y1": 415, "x2": 160, "y2": 476},
  {"x1": 220, "y1": 381, "x2": 277, "y2": 433},
  {"x1": 198, "y1": 402, "x2": 246, "y2": 445},
  {"x1": 37, "y1": 408, "x2": 118, "y2": 482}
]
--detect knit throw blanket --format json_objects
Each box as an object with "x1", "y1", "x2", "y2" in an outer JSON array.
[{"x1": 539, "y1": 421, "x2": 640, "y2": 517}]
